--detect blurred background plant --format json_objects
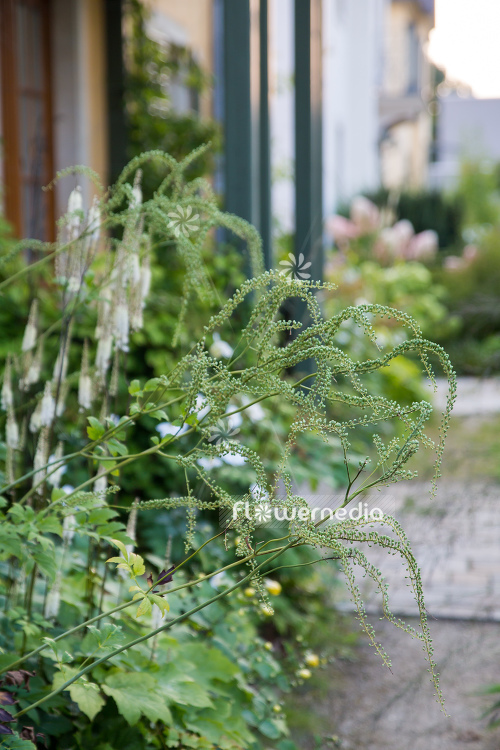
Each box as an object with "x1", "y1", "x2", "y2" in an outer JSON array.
[{"x1": 318, "y1": 156, "x2": 500, "y2": 380}]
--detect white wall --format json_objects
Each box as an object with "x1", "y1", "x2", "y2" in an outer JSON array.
[
  {"x1": 269, "y1": 0, "x2": 383, "y2": 239},
  {"x1": 323, "y1": 0, "x2": 384, "y2": 214}
]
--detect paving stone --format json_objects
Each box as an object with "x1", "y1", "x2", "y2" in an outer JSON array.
[{"x1": 336, "y1": 479, "x2": 500, "y2": 621}]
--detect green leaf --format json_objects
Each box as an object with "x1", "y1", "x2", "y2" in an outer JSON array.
[
  {"x1": 50, "y1": 487, "x2": 67, "y2": 503},
  {"x1": 136, "y1": 596, "x2": 152, "y2": 618},
  {"x1": 87, "y1": 507, "x2": 118, "y2": 524},
  {"x1": 102, "y1": 672, "x2": 172, "y2": 726},
  {"x1": 144, "y1": 377, "x2": 161, "y2": 392},
  {"x1": 131, "y1": 555, "x2": 145, "y2": 576},
  {"x1": 0, "y1": 737, "x2": 37, "y2": 749},
  {"x1": 149, "y1": 594, "x2": 169, "y2": 615},
  {"x1": 177, "y1": 644, "x2": 239, "y2": 686},
  {"x1": 258, "y1": 718, "x2": 283, "y2": 739},
  {"x1": 0, "y1": 653, "x2": 19, "y2": 671},
  {"x1": 107, "y1": 438, "x2": 128, "y2": 456},
  {"x1": 53, "y1": 669, "x2": 105, "y2": 721},
  {"x1": 156, "y1": 670, "x2": 213, "y2": 708},
  {"x1": 149, "y1": 409, "x2": 168, "y2": 421},
  {"x1": 128, "y1": 379, "x2": 141, "y2": 395},
  {"x1": 36, "y1": 516, "x2": 63, "y2": 536},
  {"x1": 32, "y1": 547, "x2": 58, "y2": 581},
  {"x1": 81, "y1": 623, "x2": 124, "y2": 656},
  {"x1": 96, "y1": 521, "x2": 127, "y2": 538},
  {"x1": 87, "y1": 417, "x2": 105, "y2": 441},
  {"x1": 110, "y1": 538, "x2": 129, "y2": 559}
]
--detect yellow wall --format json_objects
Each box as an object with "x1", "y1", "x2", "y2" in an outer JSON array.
[
  {"x1": 380, "y1": 1, "x2": 434, "y2": 188},
  {"x1": 148, "y1": 0, "x2": 214, "y2": 117},
  {"x1": 84, "y1": 0, "x2": 109, "y2": 190}
]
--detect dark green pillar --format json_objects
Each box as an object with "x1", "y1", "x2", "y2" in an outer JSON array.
[
  {"x1": 259, "y1": 0, "x2": 272, "y2": 268},
  {"x1": 294, "y1": 0, "x2": 323, "y2": 283},
  {"x1": 222, "y1": 0, "x2": 271, "y2": 268},
  {"x1": 223, "y1": 0, "x2": 253, "y2": 224}
]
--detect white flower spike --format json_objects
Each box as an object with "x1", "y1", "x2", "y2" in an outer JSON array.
[{"x1": 22, "y1": 300, "x2": 39, "y2": 352}]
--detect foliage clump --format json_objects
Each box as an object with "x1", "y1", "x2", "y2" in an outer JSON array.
[{"x1": 0, "y1": 148, "x2": 456, "y2": 746}]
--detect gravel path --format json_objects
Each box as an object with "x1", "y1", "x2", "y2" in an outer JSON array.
[
  {"x1": 306, "y1": 618, "x2": 500, "y2": 750},
  {"x1": 296, "y1": 378, "x2": 500, "y2": 749}
]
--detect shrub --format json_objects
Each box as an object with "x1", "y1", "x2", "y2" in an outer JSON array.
[{"x1": 0, "y1": 149, "x2": 456, "y2": 747}]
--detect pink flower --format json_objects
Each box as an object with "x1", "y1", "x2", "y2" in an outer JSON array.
[
  {"x1": 374, "y1": 220, "x2": 415, "y2": 262},
  {"x1": 350, "y1": 196, "x2": 380, "y2": 233},
  {"x1": 444, "y1": 256, "x2": 465, "y2": 271},
  {"x1": 463, "y1": 244, "x2": 479, "y2": 263},
  {"x1": 326, "y1": 215, "x2": 360, "y2": 247},
  {"x1": 406, "y1": 230, "x2": 438, "y2": 261}
]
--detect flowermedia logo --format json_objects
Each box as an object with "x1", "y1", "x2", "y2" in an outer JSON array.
[
  {"x1": 208, "y1": 419, "x2": 240, "y2": 445},
  {"x1": 279, "y1": 253, "x2": 312, "y2": 280},
  {"x1": 231, "y1": 499, "x2": 384, "y2": 527},
  {"x1": 254, "y1": 503, "x2": 273, "y2": 523},
  {"x1": 167, "y1": 205, "x2": 200, "y2": 237}
]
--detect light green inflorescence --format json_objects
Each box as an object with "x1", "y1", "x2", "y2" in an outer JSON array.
[{"x1": 1, "y1": 146, "x2": 457, "y2": 708}]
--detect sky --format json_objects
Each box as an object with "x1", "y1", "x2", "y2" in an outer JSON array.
[{"x1": 428, "y1": 0, "x2": 500, "y2": 98}]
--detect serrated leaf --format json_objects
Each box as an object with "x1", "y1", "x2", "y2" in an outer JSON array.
[
  {"x1": 149, "y1": 409, "x2": 168, "y2": 421},
  {"x1": 53, "y1": 669, "x2": 105, "y2": 721},
  {"x1": 156, "y1": 670, "x2": 214, "y2": 709},
  {"x1": 50, "y1": 487, "x2": 67, "y2": 503},
  {"x1": 106, "y1": 556, "x2": 126, "y2": 565},
  {"x1": 87, "y1": 417, "x2": 105, "y2": 441},
  {"x1": 129, "y1": 585, "x2": 143, "y2": 593},
  {"x1": 1, "y1": 736, "x2": 38, "y2": 748},
  {"x1": 132, "y1": 557, "x2": 145, "y2": 576},
  {"x1": 81, "y1": 623, "x2": 124, "y2": 656},
  {"x1": 107, "y1": 438, "x2": 128, "y2": 457},
  {"x1": 88, "y1": 508, "x2": 118, "y2": 524},
  {"x1": 144, "y1": 378, "x2": 161, "y2": 392},
  {"x1": 136, "y1": 597, "x2": 152, "y2": 618},
  {"x1": 110, "y1": 538, "x2": 128, "y2": 559},
  {"x1": 96, "y1": 521, "x2": 127, "y2": 538},
  {"x1": 32, "y1": 547, "x2": 58, "y2": 581},
  {"x1": 129, "y1": 403, "x2": 141, "y2": 415},
  {"x1": 128, "y1": 379, "x2": 141, "y2": 395},
  {"x1": 102, "y1": 672, "x2": 172, "y2": 726},
  {"x1": 149, "y1": 594, "x2": 169, "y2": 614},
  {"x1": 36, "y1": 516, "x2": 63, "y2": 536}
]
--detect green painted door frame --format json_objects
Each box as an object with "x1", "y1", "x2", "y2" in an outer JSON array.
[
  {"x1": 222, "y1": 0, "x2": 322, "y2": 280},
  {"x1": 294, "y1": 0, "x2": 323, "y2": 284},
  {"x1": 222, "y1": 0, "x2": 272, "y2": 269}
]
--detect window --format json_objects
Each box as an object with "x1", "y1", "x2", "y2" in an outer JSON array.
[
  {"x1": 0, "y1": 0, "x2": 54, "y2": 239},
  {"x1": 407, "y1": 22, "x2": 420, "y2": 95}
]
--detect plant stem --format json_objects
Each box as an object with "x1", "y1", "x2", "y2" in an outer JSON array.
[
  {"x1": 13, "y1": 540, "x2": 294, "y2": 718},
  {"x1": 0, "y1": 539, "x2": 288, "y2": 676},
  {"x1": 21, "y1": 565, "x2": 37, "y2": 656}
]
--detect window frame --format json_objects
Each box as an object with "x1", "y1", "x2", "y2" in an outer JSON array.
[{"x1": 0, "y1": 0, "x2": 55, "y2": 240}]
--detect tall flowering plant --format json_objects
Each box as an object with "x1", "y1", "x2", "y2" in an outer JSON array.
[{"x1": 0, "y1": 149, "x2": 456, "y2": 743}]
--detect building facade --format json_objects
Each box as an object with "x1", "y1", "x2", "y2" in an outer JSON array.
[
  {"x1": 0, "y1": 0, "x2": 109, "y2": 240},
  {"x1": 0, "y1": 0, "x2": 436, "y2": 248},
  {"x1": 379, "y1": 0, "x2": 435, "y2": 190}
]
